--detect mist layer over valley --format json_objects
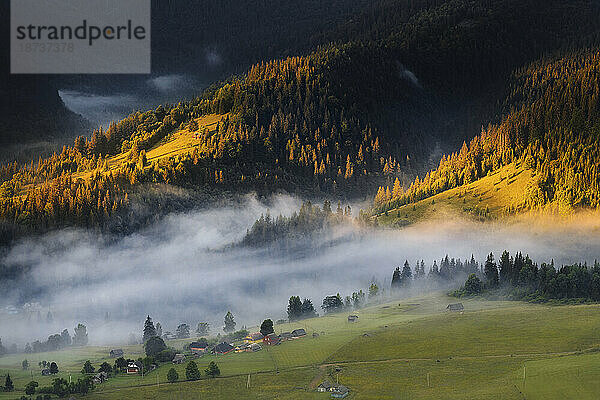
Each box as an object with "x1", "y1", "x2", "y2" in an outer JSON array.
[{"x1": 1, "y1": 195, "x2": 599, "y2": 348}]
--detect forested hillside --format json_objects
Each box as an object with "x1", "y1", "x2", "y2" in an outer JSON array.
[
  {"x1": 374, "y1": 48, "x2": 600, "y2": 216},
  {"x1": 2, "y1": 0, "x2": 600, "y2": 239},
  {"x1": 241, "y1": 200, "x2": 353, "y2": 248}
]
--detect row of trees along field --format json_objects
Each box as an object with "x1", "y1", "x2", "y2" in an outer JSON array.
[
  {"x1": 390, "y1": 255, "x2": 481, "y2": 290},
  {"x1": 0, "y1": 324, "x2": 87, "y2": 358},
  {"x1": 374, "y1": 49, "x2": 600, "y2": 214},
  {"x1": 454, "y1": 251, "x2": 600, "y2": 302}
]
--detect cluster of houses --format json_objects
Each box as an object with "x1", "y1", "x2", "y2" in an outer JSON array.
[
  {"x1": 183, "y1": 328, "x2": 308, "y2": 359},
  {"x1": 317, "y1": 381, "x2": 350, "y2": 398},
  {"x1": 108, "y1": 349, "x2": 145, "y2": 375},
  {"x1": 106, "y1": 328, "x2": 312, "y2": 377},
  {"x1": 241, "y1": 328, "x2": 307, "y2": 348}
]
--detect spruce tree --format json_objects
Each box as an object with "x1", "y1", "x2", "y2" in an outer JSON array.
[
  {"x1": 205, "y1": 361, "x2": 220, "y2": 377},
  {"x1": 484, "y1": 253, "x2": 499, "y2": 287},
  {"x1": 4, "y1": 373, "x2": 13, "y2": 391},
  {"x1": 167, "y1": 367, "x2": 178, "y2": 383},
  {"x1": 401, "y1": 260, "x2": 412, "y2": 282},
  {"x1": 391, "y1": 267, "x2": 402, "y2": 289},
  {"x1": 185, "y1": 361, "x2": 201, "y2": 381},
  {"x1": 143, "y1": 315, "x2": 157, "y2": 343},
  {"x1": 223, "y1": 311, "x2": 236, "y2": 333},
  {"x1": 301, "y1": 298, "x2": 317, "y2": 318},
  {"x1": 499, "y1": 250, "x2": 512, "y2": 284},
  {"x1": 260, "y1": 319, "x2": 274, "y2": 336},
  {"x1": 287, "y1": 296, "x2": 303, "y2": 321}
]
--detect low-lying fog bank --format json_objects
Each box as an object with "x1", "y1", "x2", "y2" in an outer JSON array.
[{"x1": 1, "y1": 195, "x2": 599, "y2": 347}]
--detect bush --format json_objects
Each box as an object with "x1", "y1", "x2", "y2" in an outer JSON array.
[
  {"x1": 205, "y1": 361, "x2": 220, "y2": 377},
  {"x1": 49, "y1": 362, "x2": 58, "y2": 374},
  {"x1": 167, "y1": 368, "x2": 179, "y2": 383},
  {"x1": 185, "y1": 361, "x2": 201, "y2": 381},
  {"x1": 25, "y1": 381, "x2": 38, "y2": 395},
  {"x1": 81, "y1": 360, "x2": 95, "y2": 374},
  {"x1": 99, "y1": 361, "x2": 112, "y2": 374},
  {"x1": 156, "y1": 348, "x2": 176, "y2": 363}
]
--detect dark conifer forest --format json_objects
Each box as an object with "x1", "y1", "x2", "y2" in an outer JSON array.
[{"x1": 2, "y1": 0, "x2": 600, "y2": 238}]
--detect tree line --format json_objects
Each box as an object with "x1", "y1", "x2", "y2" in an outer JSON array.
[
  {"x1": 0, "y1": 323, "x2": 88, "y2": 358},
  {"x1": 454, "y1": 250, "x2": 600, "y2": 302},
  {"x1": 242, "y1": 200, "x2": 352, "y2": 247}
]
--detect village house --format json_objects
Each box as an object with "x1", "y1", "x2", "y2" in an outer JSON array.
[
  {"x1": 291, "y1": 328, "x2": 307, "y2": 338},
  {"x1": 213, "y1": 342, "x2": 235, "y2": 355},
  {"x1": 279, "y1": 332, "x2": 293, "y2": 341},
  {"x1": 316, "y1": 381, "x2": 350, "y2": 398},
  {"x1": 109, "y1": 349, "x2": 124, "y2": 358},
  {"x1": 347, "y1": 315, "x2": 359, "y2": 322},
  {"x1": 263, "y1": 333, "x2": 281, "y2": 346},
  {"x1": 446, "y1": 303, "x2": 464, "y2": 312},
  {"x1": 126, "y1": 362, "x2": 140, "y2": 374},
  {"x1": 248, "y1": 343, "x2": 262, "y2": 352},
  {"x1": 317, "y1": 380, "x2": 333, "y2": 392},
  {"x1": 331, "y1": 384, "x2": 350, "y2": 398},
  {"x1": 189, "y1": 341, "x2": 209, "y2": 355},
  {"x1": 235, "y1": 344, "x2": 249, "y2": 353},
  {"x1": 172, "y1": 354, "x2": 186, "y2": 364},
  {"x1": 243, "y1": 332, "x2": 264, "y2": 344}
]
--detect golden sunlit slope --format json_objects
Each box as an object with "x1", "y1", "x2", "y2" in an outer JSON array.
[
  {"x1": 105, "y1": 114, "x2": 225, "y2": 171},
  {"x1": 374, "y1": 162, "x2": 535, "y2": 226},
  {"x1": 372, "y1": 49, "x2": 600, "y2": 227},
  {"x1": 11, "y1": 114, "x2": 225, "y2": 194}
]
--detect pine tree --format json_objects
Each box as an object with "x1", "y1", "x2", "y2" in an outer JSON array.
[
  {"x1": 401, "y1": 260, "x2": 412, "y2": 282},
  {"x1": 205, "y1": 361, "x2": 220, "y2": 377},
  {"x1": 167, "y1": 368, "x2": 179, "y2": 383},
  {"x1": 498, "y1": 250, "x2": 512, "y2": 284},
  {"x1": 81, "y1": 360, "x2": 95, "y2": 374},
  {"x1": 223, "y1": 311, "x2": 236, "y2": 333},
  {"x1": 260, "y1": 319, "x2": 274, "y2": 336},
  {"x1": 484, "y1": 253, "x2": 499, "y2": 287},
  {"x1": 464, "y1": 274, "x2": 483, "y2": 295},
  {"x1": 196, "y1": 322, "x2": 209, "y2": 336},
  {"x1": 4, "y1": 373, "x2": 13, "y2": 391},
  {"x1": 368, "y1": 283, "x2": 379, "y2": 299},
  {"x1": 391, "y1": 267, "x2": 402, "y2": 289},
  {"x1": 185, "y1": 361, "x2": 201, "y2": 381},
  {"x1": 392, "y1": 177, "x2": 402, "y2": 198},
  {"x1": 143, "y1": 315, "x2": 157, "y2": 343},
  {"x1": 73, "y1": 324, "x2": 88, "y2": 346},
  {"x1": 287, "y1": 296, "x2": 303, "y2": 321},
  {"x1": 301, "y1": 298, "x2": 317, "y2": 318}
]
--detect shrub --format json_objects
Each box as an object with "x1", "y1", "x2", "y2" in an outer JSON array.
[
  {"x1": 167, "y1": 368, "x2": 179, "y2": 383},
  {"x1": 185, "y1": 361, "x2": 201, "y2": 381}
]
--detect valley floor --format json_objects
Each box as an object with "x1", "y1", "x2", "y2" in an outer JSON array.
[{"x1": 2, "y1": 293, "x2": 600, "y2": 399}]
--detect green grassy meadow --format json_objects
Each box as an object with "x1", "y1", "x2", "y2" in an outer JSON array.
[{"x1": 2, "y1": 293, "x2": 600, "y2": 399}]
